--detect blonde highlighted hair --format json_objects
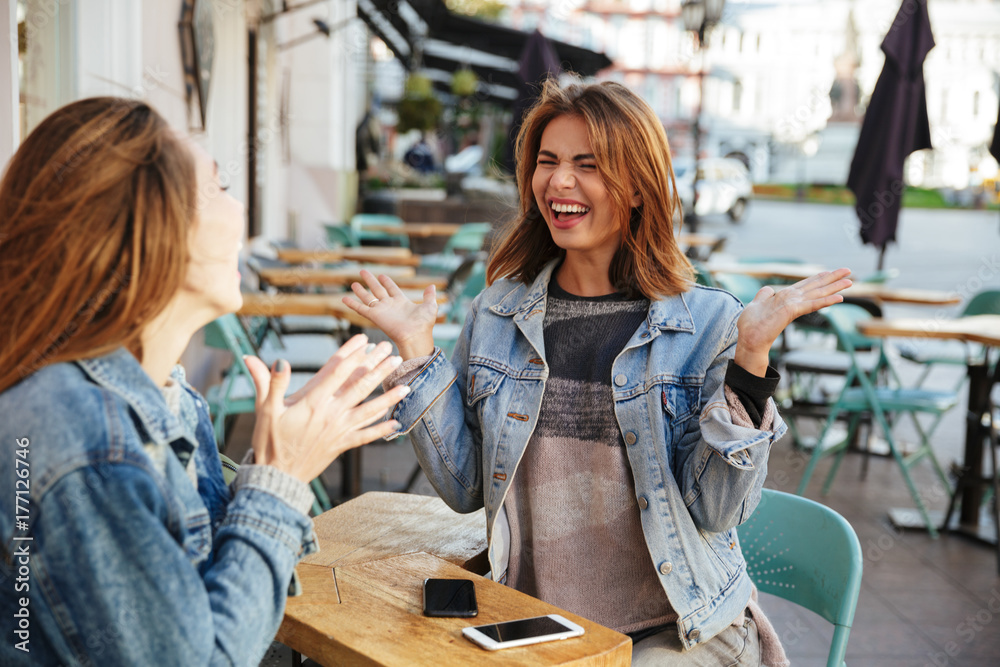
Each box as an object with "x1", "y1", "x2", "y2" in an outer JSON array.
[
  {"x1": 0, "y1": 97, "x2": 196, "y2": 393},
  {"x1": 488, "y1": 79, "x2": 693, "y2": 297}
]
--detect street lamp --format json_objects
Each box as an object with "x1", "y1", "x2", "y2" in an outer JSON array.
[{"x1": 681, "y1": 0, "x2": 725, "y2": 233}]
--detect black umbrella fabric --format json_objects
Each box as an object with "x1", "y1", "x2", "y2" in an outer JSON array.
[
  {"x1": 990, "y1": 103, "x2": 1000, "y2": 165},
  {"x1": 505, "y1": 30, "x2": 562, "y2": 173},
  {"x1": 846, "y1": 0, "x2": 935, "y2": 268}
]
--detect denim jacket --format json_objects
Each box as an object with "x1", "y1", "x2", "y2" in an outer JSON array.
[
  {"x1": 390, "y1": 260, "x2": 787, "y2": 650},
  {"x1": 0, "y1": 348, "x2": 317, "y2": 666}
]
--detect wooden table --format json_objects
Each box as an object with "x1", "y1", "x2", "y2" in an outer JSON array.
[
  {"x1": 706, "y1": 261, "x2": 828, "y2": 282},
  {"x1": 858, "y1": 315, "x2": 1000, "y2": 542},
  {"x1": 365, "y1": 223, "x2": 462, "y2": 238},
  {"x1": 277, "y1": 492, "x2": 631, "y2": 666},
  {"x1": 841, "y1": 284, "x2": 961, "y2": 306},
  {"x1": 257, "y1": 266, "x2": 447, "y2": 291},
  {"x1": 239, "y1": 292, "x2": 447, "y2": 328},
  {"x1": 276, "y1": 247, "x2": 421, "y2": 267}
]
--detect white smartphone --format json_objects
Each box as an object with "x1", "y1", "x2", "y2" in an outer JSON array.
[{"x1": 461, "y1": 614, "x2": 585, "y2": 651}]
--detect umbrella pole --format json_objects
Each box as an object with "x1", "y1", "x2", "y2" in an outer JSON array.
[{"x1": 877, "y1": 244, "x2": 886, "y2": 271}]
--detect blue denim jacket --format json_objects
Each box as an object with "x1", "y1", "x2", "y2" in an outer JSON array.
[
  {"x1": 390, "y1": 260, "x2": 787, "y2": 650},
  {"x1": 0, "y1": 348, "x2": 317, "y2": 666}
]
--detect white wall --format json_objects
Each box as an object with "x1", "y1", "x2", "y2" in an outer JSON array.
[{"x1": 0, "y1": 0, "x2": 16, "y2": 166}]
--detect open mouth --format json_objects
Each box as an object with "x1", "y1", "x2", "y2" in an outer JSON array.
[{"x1": 549, "y1": 200, "x2": 591, "y2": 223}]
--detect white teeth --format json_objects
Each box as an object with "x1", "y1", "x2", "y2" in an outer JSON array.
[{"x1": 550, "y1": 202, "x2": 591, "y2": 214}]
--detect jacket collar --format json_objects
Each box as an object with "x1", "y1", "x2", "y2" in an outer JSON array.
[
  {"x1": 488, "y1": 258, "x2": 696, "y2": 333},
  {"x1": 76, "y1": 347, "x2": 192, "y2": 446}
]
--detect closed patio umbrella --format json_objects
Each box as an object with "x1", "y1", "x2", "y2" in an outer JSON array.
[
  {"x1": 846, "y1": 0, "x2": 935, "y2": 269},
  {"x1": 505, "y1": 30, "x2": 562, "y2": 174}
]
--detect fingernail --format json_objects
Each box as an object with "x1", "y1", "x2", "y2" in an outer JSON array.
[
  {"x1": 276, "y1": 359, "x2": 288, "y2": 373},
  {"x1": 398, "y1": 385, "x2": 410, "y2": 395},
  {"x1": 365, "y1": 343, "x2": 377, "y2": 354},
  {"x1": 388, "y1": 420, "x2": 401, "y2": 429},
  {"x1": 391, "y1": 355, "x2": 403, "y2": 367}
]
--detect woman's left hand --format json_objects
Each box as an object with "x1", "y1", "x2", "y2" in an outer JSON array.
[{"x1": 734, "y1": 268, "x2": 853, "y2": 376}]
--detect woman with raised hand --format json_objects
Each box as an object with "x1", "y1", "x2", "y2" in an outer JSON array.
[
  {"x1": 0, "y1": 97, "x2": 408, "y2": 666},
  {"x1": 346, "y1": 80, "x2": 850, "y2": 666}
]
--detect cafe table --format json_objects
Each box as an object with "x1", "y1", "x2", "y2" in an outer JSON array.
[
  {"x1": 275, "y1": 246, "x2": 422, "y2": 267},
  {"x1": 841, "y1": 283, "x2": 961, "y2": 307},
  {"x1": 364, "y1": 222, "x2": 462, "y2": 238},
  {"x1": 276, "y1": 492, "x2": 632, "y2": 666},
  {"x1": 239, "y1": 292, "x2": 448, "y2": 328},
  {"x1": 706, "y1": 260, "x2": 828, "y2": 282},
  {"x1": 857, "y1": 315, "x2": 1000, "y2": 544},
  {"x1": 257, "y1": 266, "x2": 448, "y2": 291}
]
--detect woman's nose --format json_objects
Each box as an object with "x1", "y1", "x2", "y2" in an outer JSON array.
[{"x1": 551, "y1": 162, "x2": 575, "y2": 189}]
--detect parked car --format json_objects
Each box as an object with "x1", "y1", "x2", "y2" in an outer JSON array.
[{"x1": 673, "y1": 157, "x2": 753, "y2": 223}]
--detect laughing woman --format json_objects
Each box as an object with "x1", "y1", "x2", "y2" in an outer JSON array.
[
  {"x1": 0, "y1": 98, "x2": 409, "y2": 666},
  {"x1": 346, "y1": 80, "x2": 851, "y2": 666}
]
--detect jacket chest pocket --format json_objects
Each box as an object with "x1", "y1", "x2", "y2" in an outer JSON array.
[
  {"x1": 662, "y1": 382, "x2": 702, "y2": 425},
  {"x1": 467, "y1": 365, "x2": 506, "y2": 423}
]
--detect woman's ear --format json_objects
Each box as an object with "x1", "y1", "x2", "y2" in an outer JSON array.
[{"x1": 631, "y1": 190, "x2": 642, "y2": 208}]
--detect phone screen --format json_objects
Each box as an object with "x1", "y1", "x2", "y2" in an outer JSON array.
[
  {"x1": 423, "y1": 578, "x2": 478, "y2": 617},
  {"x1": 475, "y1": 616, "x2": 572, "y2": 642}
]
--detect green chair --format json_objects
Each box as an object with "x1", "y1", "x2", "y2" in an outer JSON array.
[
  {"x1": 202, "y1": 314, "x2": 331, "y2": 514},
  {"x1": 692, "y1": 261, "x2": 717, "y2": 287},
  {"x1": 324, "y1": 224, "x2": 360, "y2": 248},
  {"x1": 738, "y1": 489, "x2": 863, "y2": 667},
  {"x1": 419, "y1": 223, "x2": 492, "y2": 275},
  {"x1": 349, "y1": 213, "x2": 409, "y2": 248},
  {"x1": 794, "y1": 304, "x2": 958, "y2": 537},
  {"x1": 712, "y1": 272, "x2": 762, "y2": 305}
]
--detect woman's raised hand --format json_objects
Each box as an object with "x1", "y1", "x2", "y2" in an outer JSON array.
[
  {"x1": 342, "y1": 269, "x2": 437, "y2": 359},
  {"x1": 734, "y1": 268, "x2": 853, "y2": 376},
  {"x1": 244, "y1": 334, "x2": 409, "y2": 484}
]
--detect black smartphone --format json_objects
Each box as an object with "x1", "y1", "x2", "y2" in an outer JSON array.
[{"x1": 422, "y1": 578, "x2": 478, "y2": 617}]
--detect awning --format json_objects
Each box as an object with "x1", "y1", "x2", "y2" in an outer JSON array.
[{"x1": 356, "y1": 0, "x2": 611, "y2": 106}]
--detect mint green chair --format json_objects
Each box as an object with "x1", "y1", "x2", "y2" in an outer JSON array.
[
  {"x1": 349, "y1": 213, "x2": 409, "y2": 247},
  {"x1": 713, "y1": 272, "x2": 762, "y2": 305},
  {"x1": 738, "y1": 489, "x2": 863, "y2": 667},
  {"x1": 794, "y1": 304, "x2": 958, "y2": 537},
  {"x1": 419, "y1": 222, "x2": 491, "y2": 275},
  {"x1": 324, "y1": 223, "x2": 360, "y2": 248}
]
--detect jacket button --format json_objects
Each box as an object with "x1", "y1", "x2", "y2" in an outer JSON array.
[
  {"x1": 689, "y1": 629, "x2": 700, "y2": 641},
  {"x1": 638, "y1": 496, "x2": 648, "y2": 509},
  {"x1": 624, "y1": 431, "x2": 636, "y2": 445},
  {"x1": 640, "y1": 332, "x2": 649, "y2": 338},
  {"x1": 614, "y1": 374, "x2": 627, "y2": 386},
  {"x1": 659, "y1": 561, "x2": 672, "y2": 575}
]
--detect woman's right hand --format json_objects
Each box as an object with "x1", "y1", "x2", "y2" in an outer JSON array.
[
  {"x1": 342, "y1": 269, "x2": 437, "y2": 359},
  {"x1": 244, "y1": 334, "x2": 409, "y2": 484}
]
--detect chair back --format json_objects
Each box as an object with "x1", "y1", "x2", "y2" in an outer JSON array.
[
  {"x1": 446, "y1": 258, "x2": 488, "y2": 325},
  {"x1": 442, "y1": 222, "x2": 491, "y2": 254},
  {"x1": 325, "y1": 224, "x2": 360, "y2": 248},
  {"x1": 962, "y1": 289, "x2": 1000, "y2": 317},
  {"x1": 819, "y1": 303, "x2": 881, "y2": 355},
  {"x1": 738, "y1": 489, "x2": 863, "y2": 667},
  {"x1": 713, "y1": 273, "x2": 762, "y2": 305},
  {"x1": 350, "y1": 213, "x2": 409, "y2": 247},
  {"x1": 692, "y1": 261, "x2": 717, "y2": 287}
]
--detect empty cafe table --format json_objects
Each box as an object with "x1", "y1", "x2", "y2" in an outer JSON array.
[
  {"x1": 257, "y1": 266, "x2": 447, "y2": 291},
  {"x1": 276, "y1": 492, "x2": 631, "y2": 666},
  {"x1": 857, "y1": 315, "x2": 1000, "y2": 546},
  {"x1": 275, "y1": 247, "x2": 421, "y2": 267}
]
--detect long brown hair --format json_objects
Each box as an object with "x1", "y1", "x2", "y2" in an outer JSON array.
[
  {"x1": 0, "y1": 97, "x2": 196, "y2": 393},
  {"x1": 488, "y1": 80, "x2": 693, "y2": 297}
]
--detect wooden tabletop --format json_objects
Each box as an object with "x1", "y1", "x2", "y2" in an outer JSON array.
[
  {"x1": 276, "y1": 247, "x2": 421, "y2": 267},
  {"x1": 365, "y1": 223, "x2": 462, "y2": 238},
  {"x1": 677, "y1": 232, "x2": 725, "y2": 248},
  {"x1": 706, "y1": 261, "x2": 827, "y2": 282},
  {"x1": 277, "y1": 493, "x2": 630, "y2": 666},
  {"x1": 257, "y1": 266, "x2": 448, "y2": 291},
  {"x1": 858, "y1": 315, "x2": 1000, "y2": 347},
  {"x1": 841, "y1": 283, "x2": 961, "y2": 306},
  {"x1": 239, "y1": 293, "x2": 447, "y2": 327}
]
